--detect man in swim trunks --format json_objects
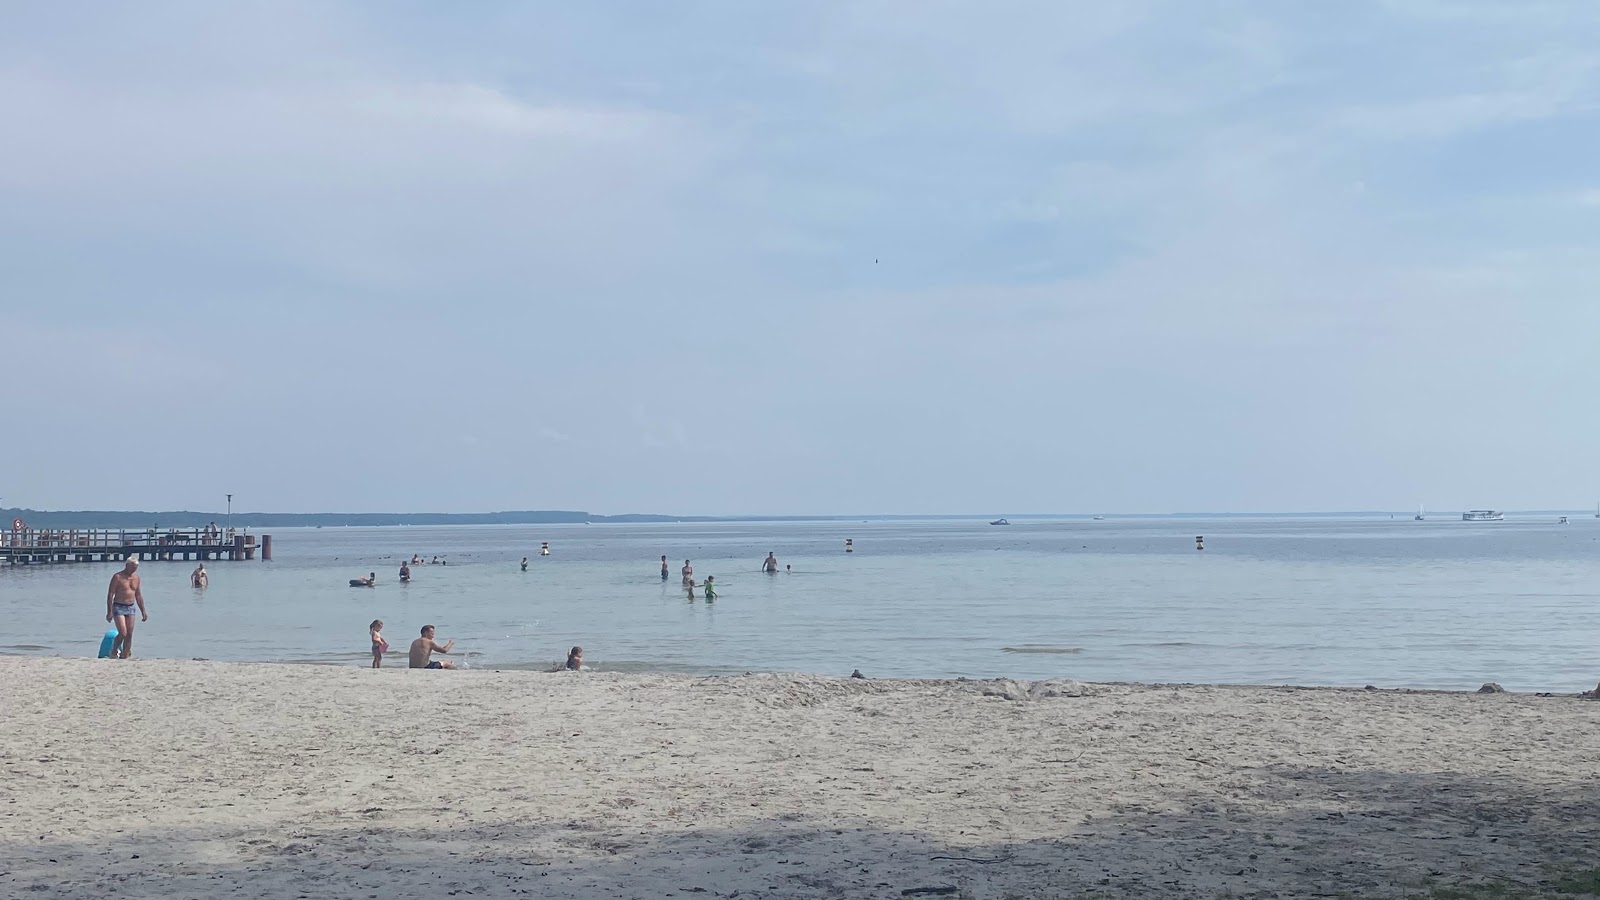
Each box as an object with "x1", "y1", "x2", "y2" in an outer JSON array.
[
  {"x1": 661, "y1": 555, "x2": 669, "y2": 580},
  {"x1": 191, "y1": 562, "x2": 208, "y2": 588},
  {"x1": 762, "y1": 552, "x2": 778, "y2": 573},
  {"x1": 399, "y1": 562, "x2": 411, "y2": 582},
  {"x1": 409, "y1": 624, "x2": 456, "y2": 669},
  {"x1": 105, "y1": 558, "x2": 148, "y2": 659}
]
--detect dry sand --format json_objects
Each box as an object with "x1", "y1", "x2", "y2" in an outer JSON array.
[{"x1": 1, "y1": 657, "x2": 1597, "y2": 899}]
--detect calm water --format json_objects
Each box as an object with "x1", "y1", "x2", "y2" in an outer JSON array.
[{"x1": 3, "y1": 517, "x2": 1598, "y2": 690}]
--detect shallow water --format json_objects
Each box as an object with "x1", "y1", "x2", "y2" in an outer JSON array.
[{"x1": 4, "y1": 517, "x2": 1598, "y2": 690}]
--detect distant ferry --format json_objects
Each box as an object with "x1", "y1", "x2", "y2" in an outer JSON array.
[
  {"x1": 1461, "y1": 510, "x2": 1505, "y2": 521},
  {"x1": 990, "y1": 518, "x2": 1010, "y2": 526}
]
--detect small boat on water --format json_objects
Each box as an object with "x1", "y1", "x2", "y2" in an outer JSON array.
[
  {"x1": 990, "y1": 518, "x2": 1010, "y2": 526},
  {"x1": 1461, "y1": 510, "x2": 1505, "y2": 521},
  {"x1": 1092, "y1": 516, "x2": 1105, "y2": 521},
  {"x1": 1559, "y1": 516, "x2": 1569, "y2": 525},
  {"x1": 1414, "y1": 503, "x2": 1425, "y2": 522}
]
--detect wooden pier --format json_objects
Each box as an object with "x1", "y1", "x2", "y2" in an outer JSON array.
[{"x1": 1, "y1": 526, "x2": 270, "y2": 565}]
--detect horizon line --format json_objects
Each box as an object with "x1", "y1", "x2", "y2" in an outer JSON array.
[{"x1": 2, "y1": 506, "x2": 1591, "y2": 520}]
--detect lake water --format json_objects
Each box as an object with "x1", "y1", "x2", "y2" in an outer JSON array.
[{"x1": 3, "y1": 517, "x2": 1597, "y2": 691}]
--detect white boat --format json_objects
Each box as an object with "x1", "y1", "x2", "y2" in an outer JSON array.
[
  {"x1": 1461, "y1": 510, "x2": 1505, "y2": 521},
  {"x1": 1414, "y1": 503, "x2": 1425, "y2": 522}
]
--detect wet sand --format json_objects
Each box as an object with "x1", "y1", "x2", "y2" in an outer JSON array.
[{"x1": 2, "y1": 657, "x2": 1597, "y2": 899}]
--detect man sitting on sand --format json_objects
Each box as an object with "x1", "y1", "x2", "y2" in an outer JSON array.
[{"x1": 409, "y1": 625, "x2": 456, "y2": 669}]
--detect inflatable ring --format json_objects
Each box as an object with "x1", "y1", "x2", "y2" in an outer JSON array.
[{"x1": 10, "y1": 517, "x2": 23, "y2": 531}]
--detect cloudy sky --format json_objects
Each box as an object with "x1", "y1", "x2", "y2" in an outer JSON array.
[{"x1": 3, "y1": 1, "x2": 1598, "y2": 515}]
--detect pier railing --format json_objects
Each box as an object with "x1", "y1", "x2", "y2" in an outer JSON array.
[{"x1": 1, "y1": 526, "x2": 248, "y2": 550}]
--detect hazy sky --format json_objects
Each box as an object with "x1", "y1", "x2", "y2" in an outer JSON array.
[{"x1": 4, "y1": 1, "x2": 1598, "y2": 515}]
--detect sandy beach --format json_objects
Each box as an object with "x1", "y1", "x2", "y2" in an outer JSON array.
[{"x1": 2, "y1": 658, "x2": 1597, "y2": 899}]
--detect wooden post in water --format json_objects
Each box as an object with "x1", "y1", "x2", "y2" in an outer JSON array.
[{"x1": 261, "y1": 534, "x2": 272, "y2": 561}]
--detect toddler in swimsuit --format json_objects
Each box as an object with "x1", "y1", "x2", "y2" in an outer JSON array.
[{"x1": 369, "y1": 619, "x2": 389, "y2": 669}]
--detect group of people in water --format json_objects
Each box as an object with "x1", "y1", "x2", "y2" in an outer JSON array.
[
  {"x1": 350, "y1": 554, "x2": 452, "y2": 586},
  {"x1": 667, "y1": 555, "x2": 717, "y2": 599},
  {"x1": 663, "y1": 551, "x2": 791, "y2": 601},
  {"x1": 103, "y1": 546, "x2": 798, "y2": 669}
]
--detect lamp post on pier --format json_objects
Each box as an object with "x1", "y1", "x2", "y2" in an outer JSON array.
[{"x1": 227, "y1": 494, "x2": 233, "y2": 536}]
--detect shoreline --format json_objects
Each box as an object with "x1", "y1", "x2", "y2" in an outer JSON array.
[
  {"x1": 3, "y1": 643, "x2": 1587, "y2": 695},
  {"x1": 9, "y1": 649, "x2": 1594, "y2": 696},
  {"x1": 5, "y1": 657, "x2": 1598, "y2": 899},
  {"x1": 9, "y1": 643, "x2": 1587, "y2": 695}
]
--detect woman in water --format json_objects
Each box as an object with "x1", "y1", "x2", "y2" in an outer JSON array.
[{"x1": 565, "y1": 646, "x2": 583, "y2": 670}]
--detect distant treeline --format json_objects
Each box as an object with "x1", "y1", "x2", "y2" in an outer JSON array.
[
  {"x1": 9, "y1": 508, "x2": 1569, "y2": 529},
  {"x1": 0, "y1": 509, "x2": 716, "y2": 528}
]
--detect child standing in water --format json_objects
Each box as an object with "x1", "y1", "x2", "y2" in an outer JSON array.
[
  {"x1": 704, "y1": 575, "x2": 717, "y2": 602},
  {"x1": 369, "y1": 619, "x2": 388, "y2": 669}
]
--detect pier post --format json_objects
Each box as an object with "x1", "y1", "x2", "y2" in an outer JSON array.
[{"x1": 262, "y1": 534, "x2": 272, "y2": 561}]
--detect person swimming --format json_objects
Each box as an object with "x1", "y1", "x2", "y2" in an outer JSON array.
[
  {"x1": 565, "y1": 646, "x2": 583, "y2": 670},
  {"x1": 762, "y1": 552, "x2": 778, "y2": 574}
]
